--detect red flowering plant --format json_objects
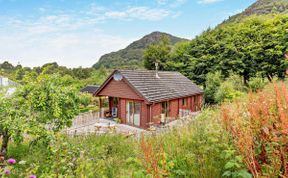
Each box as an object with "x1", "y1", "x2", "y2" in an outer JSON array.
[{"x1": 222, "y1": 82, "x2": 288, "y2": 177}]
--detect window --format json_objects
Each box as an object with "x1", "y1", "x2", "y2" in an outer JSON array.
[
  {"x1": 113, "y1": 97, "x2": 118, "y2": 106},
  {"x1": 182, "y1": 98, "x2": 187, "y2": 106},
  {"x1": 161, "y1": 101, "x2": 169, "y2": 117}
]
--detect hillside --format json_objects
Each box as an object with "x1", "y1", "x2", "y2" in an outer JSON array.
[
  {"x1": 93, "y1": 32, "x2": 187, "y2": 69},
  {"x1": 225, "y1": 0, "x2": 288, "y2": 23}
]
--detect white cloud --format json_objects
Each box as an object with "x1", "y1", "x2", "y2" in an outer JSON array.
[
  {"x1": 0, "y1": 30, "x2": 134, "y2": 68},
  {"x1": 198, "y1": 0, "x2": 223, "y2": 4},
  {"x1": 156, "y1": 0, "x2": 167, "y2": 5},
  {"x1": 0, "y1": 4, "x2": 179, "y2": 67},
  {"x1": 105, "y1": 7, "x2": 171, "y2": 21},
  {"x1": 175, "y1": 0, "x2": 187, "y2": 5},
  {"x1": 0, "y1": 15, "x2": 135, "y2": 67}
]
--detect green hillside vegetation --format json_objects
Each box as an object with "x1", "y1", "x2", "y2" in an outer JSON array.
[
  {"x1": 0, "y1": 61, "x2": 109, "y2": 88},
  {"x1": 144, "y1": 14, "x2": 288, "y2": 103},
  {"x1": 93, "y1": 31, "x2": 187, "y2": 69}
]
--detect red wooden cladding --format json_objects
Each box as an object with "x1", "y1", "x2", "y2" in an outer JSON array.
[
  {"x1": 112, "y1": 95, "x2": 203, "y2": 129},
  {"x1": 148, "y1": 95, "x2": 203, "y2": 124},
  {"x1": 101, "y1": 78, "x2": 203, "y2": 129},
  {"x1": 141, "y1": 103, "x2": 148, "y2": 128},
  {"x1": 98, "y1": 79, "x2": 143, "y2": 100},
  {"x1": 170, "y1": 99, "x2": 179, "y2": 118}
]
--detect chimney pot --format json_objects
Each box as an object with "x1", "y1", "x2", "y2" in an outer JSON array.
[{"x1": 155, "y1": 63, "x2": 160, "y2": 78}]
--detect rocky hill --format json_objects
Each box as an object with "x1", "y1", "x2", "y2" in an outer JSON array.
[
  {"x1": 225, "y1": 0, "x2": 288, "y2": 23},
  {"x1": 94, "y1": 0, "x2": 288, "y2": 70},
  {"x1": 93, "y1": 31, "x2": 187, "y2": 69}
]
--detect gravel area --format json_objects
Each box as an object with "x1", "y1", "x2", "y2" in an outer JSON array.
[
  {"x1": 65, "y1": 118, "x2": 146, "y2": 136},
  {"x1": 65, "y1": 112, "x2": 200, "y2": 136}
]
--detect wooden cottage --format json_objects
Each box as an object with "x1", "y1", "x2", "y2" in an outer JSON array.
[{"x1": 94, "y1": 70, "x2": 204, "y2": 129}]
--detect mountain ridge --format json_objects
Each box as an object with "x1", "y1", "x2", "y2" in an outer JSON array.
[
  {"x1": 93, "y1": 31, "x2": 187, "y2": 69},
  {"x1": 224, "y1": 0, "x2": 288, "y2": 23},
  {"x1": 94, "y1": 0, "x2": 288, "y2": 69}
]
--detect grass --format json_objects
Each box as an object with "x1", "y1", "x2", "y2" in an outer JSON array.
[{"x1": 5, "y1": 107, "x2": 249, "y2": 178}]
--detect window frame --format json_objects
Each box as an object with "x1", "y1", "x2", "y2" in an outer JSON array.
[{"x1": 182, "y1": 98, "x2": 188, "y2": 106}]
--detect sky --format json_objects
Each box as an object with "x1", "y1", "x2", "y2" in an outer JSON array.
[{"x1": 0, "y1": 0, "x2": 256, "y2": 68}]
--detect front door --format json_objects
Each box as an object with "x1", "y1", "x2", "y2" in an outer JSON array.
[{"x1": 126, "y1": 101, "x2": 141, "y2": 127}]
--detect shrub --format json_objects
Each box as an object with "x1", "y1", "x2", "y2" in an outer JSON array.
[
  {"x1": 215, "y1": 81, "x2": 244, "y2": 103},
  {"x1": 247, "y1": 76, "x2": 268, "y2": 92},
  {"x1": 79, "y1": 93, "x2": 93, "y2": 107},
  {"x1": 204, "y1": 72, "x2": 223, "y2": 103},
  {"x1": 221, "y1": 82, "x2": 288, "y2": 177},
  {"x1": 154, "y1": 109, "x2": 250, "y2": 178}
]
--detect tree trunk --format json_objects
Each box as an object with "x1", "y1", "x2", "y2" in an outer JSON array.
[
  {"x1": 243, "y1": 75, "x2": 249, "y2": 86},
  {"x1": 1, "y1": 130, "x2": 10, "y2": 158}
]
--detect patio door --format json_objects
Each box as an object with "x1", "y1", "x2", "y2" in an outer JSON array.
[{"x1": 126, "y1": 101, "x2": 141, "y2": 127}]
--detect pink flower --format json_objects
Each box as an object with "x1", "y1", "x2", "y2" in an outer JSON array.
[
  {"x1": 7, "y1": 158, "x2": 16, "y2": 165},
  {"x1": 29, "y1": 175, "x2": 37, "y2": 178},
  {"x1": 4, "y1": 169, "x2": 11, "y2": 175}
]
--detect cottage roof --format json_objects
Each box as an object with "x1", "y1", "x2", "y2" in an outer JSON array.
[
  {"x1": 80, "y1": 85, "x2": 100, "y2": 94},
  {"x1": 96, "y1": 70, "x2": 203, "y2": 103}
]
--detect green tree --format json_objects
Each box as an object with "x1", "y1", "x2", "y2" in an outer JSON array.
[
  {"x1": 168, "y1": 14, "x2": 288, "y2": 85},
  {"x1": 26, "y1": 74, "x2": 80, "y2": 132},
  {"x1": 144, "y1": 36, "x2": 172, "y2": 70},
  {"x1": 204, "y1": 72, "x2": 223, "y2": 103},
  {"x1": 0, "y1": 75, "x2": 81, "y2": 156},
  {"x1": 0, "y1": 87, "x2": 29, "y2": 156}
]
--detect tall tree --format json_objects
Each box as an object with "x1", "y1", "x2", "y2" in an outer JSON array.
[
  {"x1": 144, "y1": 36, "x2": 172, "y2": 70},
  {"x1": 0, "y1": 74, "x2": 81, "y2": 156}
]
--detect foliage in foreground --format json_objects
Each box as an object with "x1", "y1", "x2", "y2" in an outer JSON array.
[
  {"x1": 222, "y1": 82, "x2": 288, "y2": 177},
  {"x1": 6, "y1": 109, "x2": 250, "y2": 177},
  {"x1": 0, "y1": 74, "x2": 81, "y2": 160}
]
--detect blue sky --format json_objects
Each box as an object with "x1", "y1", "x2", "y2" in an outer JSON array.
[{"x1": 0, "y1": 0, "x2": 255, "y2": 67}]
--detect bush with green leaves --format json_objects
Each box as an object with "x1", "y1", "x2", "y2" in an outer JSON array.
[
  {"x1": 215, "y1": 81, "x2": 244, "y2": 103},
  {"x1": 204, "y1": 72, "x2": 223, "y2": 103},
  {"x1": 247, "y1": 76, "x2": 268, "y2": 92}
]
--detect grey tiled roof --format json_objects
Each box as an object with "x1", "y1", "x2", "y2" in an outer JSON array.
[
  {"x1": 118, "y1": 70, "x2": 203, "y2": 103},
  {"x1": 80, "y1": 85, "x2": 99, "y2": 94}
]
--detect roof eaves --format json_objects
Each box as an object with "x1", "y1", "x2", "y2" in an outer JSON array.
[{"x1": 93, "y1": 70, "x2": 117, "y2": 96}]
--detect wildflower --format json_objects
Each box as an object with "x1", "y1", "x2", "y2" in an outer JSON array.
[
  {"x1": 29, "y1": 175, "x2": 37, "y2": 178},
  {"x1": 4, "y1": 169, "x2": 11, "y2": 175},
  {"x1": 7, "y1": 158, "x2": 16, "y2": 165},
  {"x1": 19, "y1": 160, "x2": 26, "y2": 165}
]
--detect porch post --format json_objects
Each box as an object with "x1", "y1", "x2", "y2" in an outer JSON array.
[{"x1": 99, "y1": 97, "x2": 103, "y2": 118}]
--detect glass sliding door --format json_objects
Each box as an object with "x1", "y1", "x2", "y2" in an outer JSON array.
[
  {"x1": 161, "y1": 101, "x2": 169, "y2": 117},
  {"x1": 126, "y1": 101, "x2": 133, "y2": 125},
  {"x1": 126, "y1": 101, "x2": 141, "y2": 127},
  {"x1": 134, "y1": 102, "x2": 141, "y2": 126}
]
